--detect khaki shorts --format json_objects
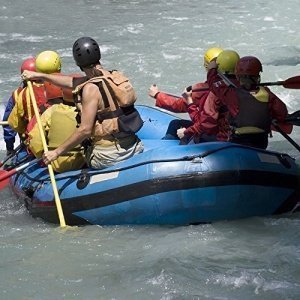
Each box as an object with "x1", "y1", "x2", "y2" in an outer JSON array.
[{"x1": 86, "y1": 136, "x2": 144, "y2": 169}]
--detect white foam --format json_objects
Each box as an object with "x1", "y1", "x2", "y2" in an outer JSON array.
[
  {"x1": 264, "y1": 16, "x2": 275, "y2": 21},
  {"x1": 162, "y1": 52, "x2": 181, "y2": 60}
]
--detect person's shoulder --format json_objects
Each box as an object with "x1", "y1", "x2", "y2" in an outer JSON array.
[
  {"x1": 261, "y1": 86, "x2": 271, "y2": 92},
  {"x1": 82, "y1": 82, "x2": 100, "y2": 99},
  {"x1": 193, "y1": 82, "x2": 208, "y2": 89},
  {"x1": 84, "y1": 81, "x2": 99, "y2": 88}
]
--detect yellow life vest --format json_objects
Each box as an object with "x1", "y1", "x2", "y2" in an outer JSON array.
[
  {"x1": 8, "y1": 88, "x2": 27, "y2": 135},
  {"x1": 8, "y1": 82, "x2": 47, "y2": 137},
  {"x1": 28, "y1": 104, "x2": 85, "y2": 173}
]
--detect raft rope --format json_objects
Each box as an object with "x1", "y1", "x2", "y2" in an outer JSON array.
[{"x1": 18, "y1": 143, "x2": 294, "y2": 184}]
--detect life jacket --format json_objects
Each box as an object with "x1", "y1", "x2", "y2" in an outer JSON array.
[
  {"x1": 23, "y1": 82, "x2": 49, "y2": 120},
  {"x1": 62, "y1": 87, "x2": 74, "y2": 102},
  {"x1": 48, "y1": 104, "x2": 85, "y2": 173},
  {"x1": 44, "y1": 73, "x2": 84, "y2": 105},
  {"x1": 73, "y1": 69, "x2": 143, "y2": 139},
  {"x1": 7, "y1": 82, "x2": 47, "y2": 137},
  {"x1": 27, "y1": 74, "x2": 83, "y2": 135},
  {"x1": 28, "y1": 104, "x2": 85, "y2": 173},
  {"x1": 62, "y1": 73, "x2": 84, "y2": 103},
  {"x1": 43, "y1": 81, "x2": 63, "y2": 102},
  {"x1": 12, "y1": 86, "x2": 23, "y2": 103},
  {"x1": 21, "y1": 82, "x2": 52, "y2": 138},
  {"x1": 233, "y1": 87, "x2": 271, "y2": 134},
  {"x1": 47, "y1": 105, "x2": 80, "y2": 149}
]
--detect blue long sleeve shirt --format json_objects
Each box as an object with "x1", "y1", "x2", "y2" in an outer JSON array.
[{"x1": 2, "y1": 95, "x2": 17, "y2": 150}]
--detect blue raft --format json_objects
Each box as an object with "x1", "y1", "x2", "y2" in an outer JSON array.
[{"x1": 9, "y1": 105, "x2": 300, "y2": 225}]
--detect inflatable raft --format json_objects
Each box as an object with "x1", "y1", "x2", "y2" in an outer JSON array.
[{"x1": 9, "y1": 105, "x2": 300, "y2": 225}]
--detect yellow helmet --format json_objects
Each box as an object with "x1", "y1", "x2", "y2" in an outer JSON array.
[
  {"x1": 203, "y1": 47, "x2": 223, "y2": 69},
  {"x1": 35, "y1": 50, "x2": 61, "y2": 74},
  {"x1": 216, "y1": 50, "x2": 240, "y2": 74}
]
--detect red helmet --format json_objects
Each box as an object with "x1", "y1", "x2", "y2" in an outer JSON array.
[
  {"x1": 235, "y1": 56, "x2": 263, "y2": 76},
  {"x1": 20, "y1": 57, "x2": 36, "y2": 73}
]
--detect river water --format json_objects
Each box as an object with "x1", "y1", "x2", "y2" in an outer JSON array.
[{"x1": 0, "y1": 0, "x2": 299, "y2": 299}]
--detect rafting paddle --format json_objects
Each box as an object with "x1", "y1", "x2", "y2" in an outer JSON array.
[
  {"x1": 156, "y1": 75, "x2": 300, "y2": 98},
  {"x1": 0, "y1": 121, "x2": 9, "y2": 126},
  {"x1": 190, "y1": 75, "x2": 300, "y2": 93},
  {"x1": 0, "y1": 144, "x2": 23, "y2": 168},
  {"x1": 272, "y1": 120, "x2": 300, "y2": 152},
  {"x1": 0, "y1": 158, "x2": 41, "y2": 190},
  {"x1": 259, "y1": 76, "x2": 300, "y2": 89},
  {"x1": 216, "y1": 72, "x2": 300, "y2": 147},
  {"x1": 27, "y1": 81, "x2": 67, "y2": 228}
]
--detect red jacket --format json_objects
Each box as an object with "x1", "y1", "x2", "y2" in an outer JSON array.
[
  {"x1": 196, "y1": 92, "x2": 230, "y2": 141},
  {"x1": 207, "y1": 68, "x2": 290, "y2": 133},
  {"x1": 155, "y1": 82, "x2": 230, "y2": 140}
]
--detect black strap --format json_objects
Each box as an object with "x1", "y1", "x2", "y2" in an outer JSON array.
[
  {"x1": 98, "y1": 81, "x2": 110, "y2": 109},
  {"x1": 96, "y1": 105, "x2": 135, "y2": 122},
  {"x1": 62, "y1": 100, "x2": 75, "y2": 106},
  {"x1": 47, "y1": 97, "x2": 63, "y2": 105}
]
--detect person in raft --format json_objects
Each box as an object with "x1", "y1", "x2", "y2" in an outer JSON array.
[
  {"x1": 207, "y1": 55, "x2": 292, "y2": 149},
  {"x1": 8, "y1": 51, "x2": 64, "y2": 144},
  {"x1": 22, "y1": 37, "x2": 144, "y2": 169},
  {"x1": 1, "y1": 57, "x2": 36, "y2": 156},
  {"x1": 27, "y1": 79, "x2": 86, "y2": 173},
  {"x1": 148, "y1": 48, "x2": 240, "y2": 144}
]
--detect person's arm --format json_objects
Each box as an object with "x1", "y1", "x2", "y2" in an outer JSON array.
[
  {"x1": 2, "y1": 96, "x2": 17, "y2": 150},
  {"x1": 267, "y1": 89, "x2": 288, "y2": 122},
  {"x1": 7, "y1": 91, "x2": 27, "y2": 134},
  {"x1": 21, "y1": 71, "x2": 86, "y2": 89},
  {"x1": 182, "y1": 93, "x2": 217, "y2": 139},
  {"x1": 42, "y1": 83, "x2": 99, "y2": 164},
  {"x1": 267, "y1": 89, "x2": 293, "y2": 134},
  {"x1": 207, "y1": 61, "x2": 238, "y2": 117},
  {"x1": 148, "y1": 84, "x2": 188, "y2": 113},
  {"x1": 176, "y1": 87, "x2": 193, "y2": 139}
]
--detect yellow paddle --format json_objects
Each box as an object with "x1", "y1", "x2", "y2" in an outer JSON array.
[{"x1": 27, "y1": 81, "x2": 67, "y2": 228}]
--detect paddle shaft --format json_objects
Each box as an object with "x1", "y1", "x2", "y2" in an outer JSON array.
[
  {"x1": 0, "y1": 121, "x2": 9, "y2": 126},
  {"x1": 163, "y1": 75, "x2": 300, "y2": 97},
  {"x1": 0, "y1": 158, "x2": 40, "y2": 182},
  {"x1": 191, "y1": 75, "x2": 300, "y2": 93},
  {"x1": 285, "y1": 110, "x2": 300, "y2": 126},
  {"x1": 272, "y1": 121, "x2": 300, "y2": 152},
  {"x1": 0, "y1": 143, "x2": 23, "y2": 168},
  {"x1": 27, "y1": 81, "x2": 66, "y2": 227}
]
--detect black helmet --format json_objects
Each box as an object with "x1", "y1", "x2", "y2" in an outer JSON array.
[{"x1": 72, "y1": 37, "x2": 101, "y2": 67}]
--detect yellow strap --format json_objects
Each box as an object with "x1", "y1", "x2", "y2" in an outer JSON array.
[
  {"x1": 25, "y1": 88, "x2": 32, "y2": 121},
  {"x1": 234, "y1": 126, "x2": 265, "y2": 134},
  {"x1": 13, "y1": 89, "x2": 19, "y2": 101},
  {"x1": 27, "y1": 81, "x2": 67, "y2": 228}
]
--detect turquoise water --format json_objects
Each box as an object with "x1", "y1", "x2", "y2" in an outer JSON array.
[{"x1": 0, "y1": 0, "x2": 299, "y2": 299}]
